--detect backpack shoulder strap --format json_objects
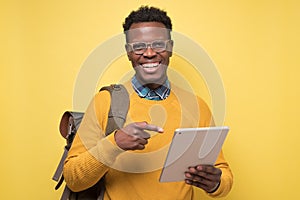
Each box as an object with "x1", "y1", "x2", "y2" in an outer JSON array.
[{"x1": 99, "y1": 84, "x2": 129, "y2": 135}]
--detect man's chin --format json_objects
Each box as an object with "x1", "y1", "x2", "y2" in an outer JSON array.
[{"x1": 140, "y1": 78, "x2": 166, "y2": 88}]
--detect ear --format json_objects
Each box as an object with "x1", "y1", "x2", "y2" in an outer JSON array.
[
  {"x1": 168, "y1": 40, "x2": 174, "y2": 57},
  {"x1": 125, "y1": 44, "x2": 132, "y2": 61}
]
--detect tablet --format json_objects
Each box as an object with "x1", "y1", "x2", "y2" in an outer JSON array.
[{"x1": 159, "y1": 126, "x2": 229, "y2": 182}]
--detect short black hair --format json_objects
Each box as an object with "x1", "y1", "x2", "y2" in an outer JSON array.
[{"x1": 123, "y1": 6, "x2": 172, "y2": 32}]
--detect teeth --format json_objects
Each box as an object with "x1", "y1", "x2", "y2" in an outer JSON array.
[{"x1": 142, "y1": 63, "x2": 159, "y2": 68}]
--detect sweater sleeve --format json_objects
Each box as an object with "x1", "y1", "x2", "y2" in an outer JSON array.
[
  {"x1": 197, "y1": 96, "x2": 234, "y2": 197},
  {"x1": 207, "y1": 150, "x2": 233, "y2": 198},
  {"x1": 63, "y1": 91, "x2": 124, "y2": 192}
]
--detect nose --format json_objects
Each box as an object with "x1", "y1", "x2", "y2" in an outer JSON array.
[{"x1": 143, "y1": 46, "x2": 157, "y2": 57}]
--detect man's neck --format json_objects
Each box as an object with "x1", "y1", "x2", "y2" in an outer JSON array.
[{"x1": 137, "y1": 78, "x2": 167, "y2": 90}]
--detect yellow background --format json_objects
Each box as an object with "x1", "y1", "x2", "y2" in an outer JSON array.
[{"x1": 1, "y1": 0, "x2": 299, "y2": 199}]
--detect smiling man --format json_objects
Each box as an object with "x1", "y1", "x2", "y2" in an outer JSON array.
[
  {"x1": 125, "y1": 22, "x2": 173, "y2": 91},
  {"x1": 63, "y1": 6, "x2": 233, "y2": 200}
]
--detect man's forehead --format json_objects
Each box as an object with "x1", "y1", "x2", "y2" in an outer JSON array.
[{"x1": 126, "y1": 27, "x2": 170, "y2": 41}]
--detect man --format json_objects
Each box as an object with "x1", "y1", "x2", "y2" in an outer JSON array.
[{"x1": 63, "y1": 6, "x2": 233, "y2": 199}]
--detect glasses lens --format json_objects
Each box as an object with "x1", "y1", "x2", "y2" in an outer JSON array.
[
  {"x1": 151, "y1": 41, "x2": 167, "y2": 52},
  {"x1": 132, "y1": 42, "x2": 146, "y2": 54}
]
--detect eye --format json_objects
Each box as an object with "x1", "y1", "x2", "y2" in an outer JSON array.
[
  {"x1": 132, "y1": 43, "x2": 146, "y2": 50},
  {"x1": 152, "y1": 41, "x2": 166, "y2": 49}
]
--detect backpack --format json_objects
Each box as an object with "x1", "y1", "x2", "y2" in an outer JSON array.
[{"x1": 52, "y1": 84, "x2": 129, "y2": 200}]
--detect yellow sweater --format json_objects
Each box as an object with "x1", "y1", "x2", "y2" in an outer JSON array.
[{"x1": 63, "y1": 84, "x2": 233, "y2": 199}]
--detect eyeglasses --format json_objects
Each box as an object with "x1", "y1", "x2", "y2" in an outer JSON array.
[{"x1": 126, "y1": 40, "x2": 171, "y2": 55}]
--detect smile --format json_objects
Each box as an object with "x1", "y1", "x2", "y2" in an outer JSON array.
[{"x1": 141, "y1": 62, "x2": 160, "y2": 68}]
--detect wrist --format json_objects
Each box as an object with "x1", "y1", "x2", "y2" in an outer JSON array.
[{"x1": 208, "y1": 181, "x2": 220, "y2": 193}]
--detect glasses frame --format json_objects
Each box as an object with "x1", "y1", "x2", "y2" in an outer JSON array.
[{"x1": 126, "y1": 39, "x2": 172, "y2": 55}]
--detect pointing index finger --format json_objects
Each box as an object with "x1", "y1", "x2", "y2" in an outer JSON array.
[{"x1": 143, "y1": 123, "x2": 164, "y2": 133}]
